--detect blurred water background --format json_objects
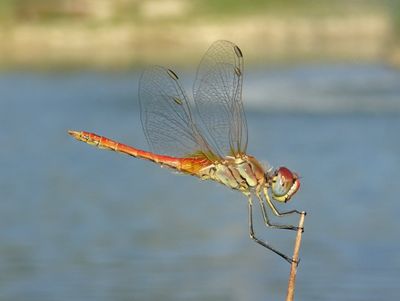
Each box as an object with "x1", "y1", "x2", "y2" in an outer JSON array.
[{"x1": 1, "y1": 1, "x2": 400, "y2": 301}]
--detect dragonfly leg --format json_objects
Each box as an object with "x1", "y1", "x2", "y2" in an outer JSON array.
[
  {"x1": 255, "y1": 193, "x2": 299, "y2": 231},
  {"x1": 247, "y1": 198, "x2": 297, "y2": 265},
  {"x1": 262, "y1": 187, "x2": 305, "y2": 232},
  {"x1": 263, "y1": 187, "x2": 305, "y2": 217}
]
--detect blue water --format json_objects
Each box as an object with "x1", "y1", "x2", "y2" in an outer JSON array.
[{"x1": 1, "y1": 65, "x2": 399, "y2": 301}]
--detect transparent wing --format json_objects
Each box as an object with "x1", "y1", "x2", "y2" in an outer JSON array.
[
  {"x1": 193, "y1": 40, "x2": 248, "y2": 157},
  {"x1": 139, "y1": 66, "x2": 214, "y2": 159}
]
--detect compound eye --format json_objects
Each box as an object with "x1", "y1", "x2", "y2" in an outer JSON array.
[
  {"x1": 271, "y1": 173, "x2": 291, "y2": 197},
  {"x1": 271, "y1": 167, "x2": 300, "y2": 202}
]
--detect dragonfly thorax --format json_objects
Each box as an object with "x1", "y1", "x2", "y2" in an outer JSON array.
[{"x1": 201, "y1": 155, "x2": 267, "y2": 193}]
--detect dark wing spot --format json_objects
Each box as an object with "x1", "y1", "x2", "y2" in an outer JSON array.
[
  {"x1": 234, "y1": 45, "x2": 243, "y2": 58},
  {"x1": 234, "y1": 67, "x2": 242, "y2": 76},
  {"x1": 167, "y1": 69, "x2": 179, "y2": 80},
  {"x1": 172, "y1": 96, "x2": 183, "y2": 105}
]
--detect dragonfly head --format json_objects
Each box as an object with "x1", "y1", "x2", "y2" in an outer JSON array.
[{"x1": 270, "y1": 167, "x2": 300, "y2": 203}]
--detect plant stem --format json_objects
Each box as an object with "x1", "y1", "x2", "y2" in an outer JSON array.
[{"x1": 285, "y1": 212, "x2": 306, "y2": 301}]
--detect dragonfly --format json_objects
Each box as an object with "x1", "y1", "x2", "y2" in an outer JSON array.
[{"x1": 69, "y1": 40, "x2": 305, "y2": 264}]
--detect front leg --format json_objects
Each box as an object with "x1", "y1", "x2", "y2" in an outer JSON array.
[
  {"x1": 255, "y1": 192, "x2": 300, "y2": 231},
  {"x1": 263, "y1": 187, "x2": 305, "y2": 217}
]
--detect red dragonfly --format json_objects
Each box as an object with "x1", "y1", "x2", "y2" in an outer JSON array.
[{"x1": 69, "y1": 40, "x2": 304, "y2": 264}]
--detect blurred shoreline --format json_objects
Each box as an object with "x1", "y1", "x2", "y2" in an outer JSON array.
[{"x1": 1, "y1": 12, "x2": 400, "y2": 69}]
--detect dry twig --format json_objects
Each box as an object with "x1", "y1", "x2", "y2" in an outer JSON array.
[{"x1": 285, "y1": 212, "x2": 306, "y2": 301}]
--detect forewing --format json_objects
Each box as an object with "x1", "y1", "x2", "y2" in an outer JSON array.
[
  {"x1": 139, "y1": 66, "x2": 211, "y2": 159},
  {"x1": 193, "y1": 40, "x2": 248, "y2": 157}
]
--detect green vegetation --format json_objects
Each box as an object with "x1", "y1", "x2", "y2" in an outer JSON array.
[
  {"x1": 195, "y1": 0, "x2": 380, "y2": 17},
  {"x1": 1, "y1": 0, "x2": 399, "y2": 69},
  {"x1": 0, "y1": 0, "x2": 392, "y2": 23},
  {"x1": 0, "y1": 0, "x2": 397, "y2": 37},
  {"x1": 389, "y1": 0, "x2": 400, "y2": 37},
  {"x1": 0, "y1": 0, "x2": 397, "y2": 33}
]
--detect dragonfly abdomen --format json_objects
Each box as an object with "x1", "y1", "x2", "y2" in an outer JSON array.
[{"x1": 68, "y1": 130, "x2": 182, "y2": 169}]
